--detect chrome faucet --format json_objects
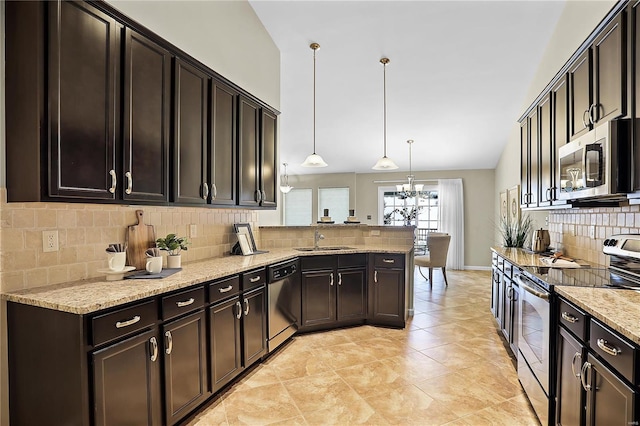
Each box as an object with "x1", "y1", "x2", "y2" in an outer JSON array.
[{"x1": 314, "y1": 228, "x2": 325, "y2": 249}]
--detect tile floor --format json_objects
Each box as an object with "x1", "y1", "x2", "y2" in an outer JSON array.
[{"x1": 187, "y1": 269, "x2": 540, "y2": 425}]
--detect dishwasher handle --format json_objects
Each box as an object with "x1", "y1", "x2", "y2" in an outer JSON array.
[{"x1": 515, "y1": 274, "x2": 550, "y2": 300}]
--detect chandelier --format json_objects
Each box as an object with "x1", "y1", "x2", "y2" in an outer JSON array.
[{"x1": 396, "y1": 140, "x2": 423, "y2": 197}]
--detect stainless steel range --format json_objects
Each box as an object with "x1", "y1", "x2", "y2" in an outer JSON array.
[{"x1": 514, "y1": 234, "x2": 640, "y2": 426}]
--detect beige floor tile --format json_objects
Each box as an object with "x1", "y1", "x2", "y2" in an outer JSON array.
[
  {"x1": 222, "y1": 382, "x2": 301, "y2": 425},
  {"x1": 233, "y1": 364, "x2": 281, "y2": 391},
  {"x1": 264, "y1": 346, "x2": 332, "y2": 381},
  {"x1": 336, "y1": 360, "x2": 407, "y2": 399},
  {"x1": 419, "y1": 342, "x2": 485, "y2": 369},
  {"x1": 452, "y1": 400, "x2": 540, "y2": 426},
  {"x1": 314, "y1": 341, "x2": 379, "y2": 369}
]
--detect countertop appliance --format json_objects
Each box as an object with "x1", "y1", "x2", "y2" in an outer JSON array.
[
  {"x1": 515, "y1": 233, "x2": 640, "y2": 426},
  {"x1": 531, "y1": 229, "x2": 550, "y2": 253},
  {"x1": 266, "y1": 259, "x2": 301, "y2": 353}
]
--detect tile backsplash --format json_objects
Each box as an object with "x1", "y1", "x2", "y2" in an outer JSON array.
[
  {"x1": 548, "y1": 205, "x2": 640, "y2": 266},
  {"x1": 0, "y1": 188, "x2": 259, "y2": 292}
]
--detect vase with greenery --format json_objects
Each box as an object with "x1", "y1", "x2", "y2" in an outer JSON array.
[
  {"x1": 156, "y1": 233, "x2": 190, "y2": 268},
  {"x1": 499, "y1": 214, "x2": 533, "y2": 248}
]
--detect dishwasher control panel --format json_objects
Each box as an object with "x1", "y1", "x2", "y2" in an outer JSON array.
[{"x1": 268, "y1": 260, "x2": 298, "y2": 282}]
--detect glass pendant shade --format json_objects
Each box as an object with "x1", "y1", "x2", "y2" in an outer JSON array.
[
  {"x1": 279, "y1": 162, "x2": 294, "y2": 193},
  {"x1": 302, "y1": 153, "x2": 328, "y2": 168},
  {"x1": 280, "y1": 185, "x2": 293, "y2": 194},
  {"x1": 372, "y1": 57, "x2": 398, "y2": 170},
  {"x1": 372, "y1": 156, "x2": 398, "y2": 170}
]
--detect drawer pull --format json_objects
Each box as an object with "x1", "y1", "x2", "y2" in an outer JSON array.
[
  {"x1": 236, "y1": 301, "x2": 242, "y2": 319},
  {"x1": 244, "y1": 298, "x2": 250, "y2": 316},
  {"x1": 249, "y1": 276, "x2": 261, "y2": 283},
  {"x1": 176, "y1": 298, "x2": 195, "y2": 308},
  {"x1": 571, "y1": 352, "x2": 582, "y2": 379},
  {"x1": 109, "y1": 169, "x2": 117, "y2": 193},
  {"x1": 382, "y1": 259, "x2": 395, "y2": 264},
  {"x1": 374, "y1": 270, "x2": 378, "y2": 283},
  {"x1": 580, "y1": 362, "x2": 592, "y2": 391},
  {"x1": 338, "y1": 272, "x2": 342, "y2": 286},
  {"x1": 219, "y1": 285, "x2": 233, "y2": 293},
  {"x1": 125, "y1": 171, "x2": 133, "y2": 195},
  {"x1": 150, "y1": 337, "x2": 158, "y2": 362},
  {"x1": 562, "y1": 312, "x2": 578, "y2": 324},
  {"x1": 115, "y1": 315, "x2": 141, "y2": 329},
  {"x1": 597, "y1": 338, "x2": 621, "y2": 356},
  {"x1": 165, "y1": 331, "x2": 173, "y2": 355}
]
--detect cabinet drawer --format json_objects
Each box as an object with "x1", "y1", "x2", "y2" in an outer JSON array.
[
  {"x1": 503, "y1": 261, "x2": 513, "y2": 279},
  {"x1": 162, "y1": 286, "x2": 205, "y2": 320},
  {"x1": 497, "y1": 257, "x2": 504, "y2": 271},
  {"x1": 301, "y1": 255, "x2": 334, "y2": 271},
  {"x1": 491, "y1": 252, "x2": 498, "y2": 266},
  {"x1": 209, "y1": 275, "x2": 240, "y2": 304},
  {"x1": 92, "y1": 300, "x2": 158, "y2": 346},
  {"x1": 373, "y1": 253, "x2": 404, "y2": 269},
  {"x1": 241, "y1": 267, "x2": 266, "y2": 291},
  {"x1": 559, "y1": 298, "x2": 587, "y2": 342},
  {"x1": 338, "y1": 254, "x2": 366, "y2": 268},
  {"x1": 590, "y1": 319, "x2": 636, "y2": 384}
]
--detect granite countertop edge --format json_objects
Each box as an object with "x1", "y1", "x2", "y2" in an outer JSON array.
[{"x1": 2, "y1": 245, "x2": 412, "y2": 315}]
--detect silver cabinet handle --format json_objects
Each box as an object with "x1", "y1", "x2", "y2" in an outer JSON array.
[
  {"x1": 115, "y1": 315, "x2": 141, "y2": 329},
  {"x1": 219, "y1": 285, "x2": 233, "y2": 293},
  {"x1": 244, "y1": 298, "x2": 249, "y2": 316},
  {"x1": 545, "y1": 188, "x2": 551, "y2": 202},
  {"x1": 125, "y1": 171, "x2": 133, "y2": 195},
  {"x1": 165, "y1": 331, "x2": 173, "y2": 355},
  {"x1": 202, "y1": 182, "x2": 209, "y2": 200},
  {"x1": 338, "y1": 272, "x2": 342, "y2": 286},
  {"x1": 597, "y1": 338, "x2": 621, "y2": 356},
  {"x1": 176, "y1": 298, "x2": 195, "y2": 308},
  {"x1": 374, "y1": 270, "x2": 378, "y2": 283},
  {"x1": 330, "y1": 273, "x2": 334, "y2": 286},
  {"x1": 150, "y1": 337, "x2": 158, "y2": 362},
  {"x1": 235, "y1": 301, "x2": 242, "y2": 319},
  {"x1": 109, "y1": 169, "x2": 117, "y2": 193},
  {"x1": 261, "y1": 190, "x2": 266, "y2": 202},
  {"x1": 580, "y1": 362, "x2": 591, "y2": 391},
  {"x1": 249, "y1": 276, "x2": 261, "y2": 283},
  {"x1": 255, "y1": 190, "x2": 262, "y2": 202},
  {"x1": 382, "y1": 259, "x2": 395, "y2": 264},
  {"x1": 582, "y1": 109, "x2": 589, "y2": 128},
  {"x1": 588, "y1": 103, "x2": 596, "y2": 125},
  {"x1": 211, "y1": 183, "x2": 217, "y2": 200},
  {"x1": 562, "y1": 312, "x2": 578, "y2": 324},
  {"x1": 571, "y1": 352, "x2": 582, "y2": 379}
]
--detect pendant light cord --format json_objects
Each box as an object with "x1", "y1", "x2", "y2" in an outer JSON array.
[
  {"x1": 383, "y1": 61, "x2": 387, "y2": 157},
  {"x1": 313, "y1": 46, "x2": 317, "y2": 155}
]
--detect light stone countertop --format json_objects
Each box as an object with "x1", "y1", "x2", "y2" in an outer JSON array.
[
  {"x1": 2, "y1": 245, "x2": 411, "y2": 315},
  {"x1": 555, "y1": 286, "x2": 640, "y2": 345},
  {"x1": 491, "y1": 246, "x2": 596, "y2": 268}
]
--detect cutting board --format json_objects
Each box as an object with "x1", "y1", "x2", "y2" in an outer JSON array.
[{"x1": 126, "y1": 210, "x2": 156, "y2": 271}]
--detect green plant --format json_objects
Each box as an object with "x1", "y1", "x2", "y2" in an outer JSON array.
[
  {"x1": 499, "y1": 214, "x2": 533, "y2": 248},
  {"x1": 156, "y1": 233, "x2": 190, "y2": 256}
]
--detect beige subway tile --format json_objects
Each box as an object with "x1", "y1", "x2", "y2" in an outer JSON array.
[
  {"x1": 25, "y1": 268, "x2": 48, "y2": 287},
  {"x1": 57, "y1": 210, "x2": 77, "y2": 228},
  {"x1": 93, "y1": 211, "x2": 110, "y2": 227},
  {"x1": 626, "y1": 213, "x2": 635, "y2": 228},
  {"x1": 2, "y1": 229, "x2": 25, "y2": 250},
  {"x1": 59, "y1": 247, "x2": 78, "y2": 264},
  {"x1": 162, "y1": 212, "x2": 173, "y2": 225},
  {"x1": 37, "y1": 251, "x2": 60, "y2": 268},
  {"x1": 12, "y1": 210, "x2": 36, "y2": 229},
  {"x1": 24, "y1": 230, "x2": 42, "y2": 250},
  {"x1": 2, "y1": 271, "x2": 25, "y2": 292},
  {"x1": 48, "y1": 265, "x2": 69, "y2": 285},
  {"x1": 35, "y1": 209, "x2": 58, "y2": 228},
  {"x1": 76, "y1": 211, "x2": 94, "y2": 227},
  {"x1": 68, "y1": 263, "x2": 88, "y2": 282},
  {"x1": 4, "y1": 249, "x2": 38, "y2": 271}
]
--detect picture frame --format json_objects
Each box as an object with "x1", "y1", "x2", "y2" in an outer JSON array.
[
  {"x1": 507, "y1": 185, "x2": 520, "y2": 225},
  {"x1": 236, "y1": 233, "x2": 253, "y2": 256},
  {"x1": 500, "y1": 190, "x2": 508, "y2": 225},
  {"x1": 233, "y1": 223, "x2": 257, "y2": 251}
]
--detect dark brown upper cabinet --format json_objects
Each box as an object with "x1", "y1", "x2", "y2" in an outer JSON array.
[
  {"x1": 538, "y1": 94, "x2": 553, "y2": 207},
  {"x1": 48, "y1": 1, "x2": 119, "y2": 200},
  {"x1": 569, "y1": 12, "x2": 626, "y2": 141},
  {"x1": 209, "y1": 80, "x2": 238, "y2": 206},
  {"x1": 551, "y1": 76, "x2": 569, "y2": 205},
  {"x1": 173, "y1": 59, "x2": 209, "y2": 205},
  {"x1": 520, "y1": 120, "x2": 529, "y2": 206},
  {"x1": 260, "y1": 109, "x2": 278, "y2": 208},
  {"x1": 238, "y1": 97, "x2": 261, "y2": 207},
  {"x1": 520, "y1": 108, "x2": 539, "y2": 208},
  {"x1": 123, "y1": 29, "x2": 171, "y2": 203}
]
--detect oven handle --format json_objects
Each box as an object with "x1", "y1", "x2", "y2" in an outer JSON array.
[{"x1": 514, "y1": 274, "x2": 550, "y2": 300}]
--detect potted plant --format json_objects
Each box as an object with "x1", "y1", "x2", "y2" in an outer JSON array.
[
  {"x1": 499, "y1": 214, "x2": 533, "y2": 248},
  {"x1": 156, "y1": 233, "x2": 190, "y2": 268}
]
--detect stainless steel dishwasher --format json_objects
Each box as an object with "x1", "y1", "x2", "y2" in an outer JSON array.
[{"x1": 266, "y1": 258, "x2": 301, "y2": 353}]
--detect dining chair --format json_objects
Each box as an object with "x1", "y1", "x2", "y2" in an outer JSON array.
[{"x1": 414, "y1": 233, "x2": 451, "y2": 286}]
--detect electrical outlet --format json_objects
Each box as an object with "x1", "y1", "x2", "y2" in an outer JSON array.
[
  {"x1": 189, "y1": 224, "x2": 198, "y2": 238},
  {"x1": 42, "y1": 230, "x2": 59, "y2": 252},
  {"x1": 589, "y1": 225, "x2": 596, "y2": 239}
]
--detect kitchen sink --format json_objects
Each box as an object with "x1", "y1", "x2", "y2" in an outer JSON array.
[{"x1": 294, "y1": 246, "x2": 355, "y2": 252}]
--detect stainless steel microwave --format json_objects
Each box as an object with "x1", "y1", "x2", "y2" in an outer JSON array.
[{"x1": 557, "y1": 119, "x2": 633, "y2": 201}]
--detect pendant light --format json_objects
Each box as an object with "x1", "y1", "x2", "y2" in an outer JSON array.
[
  {"x1": 279, "y1": 163, "x2": 293, "y2": 194},
  {"x1": 396, "y1": 139, "x2": 424, "y2": 196},
  {"x1": 372, "y1": 57, "x2": 399, "y2": 170},
  {"x1": 302, "y1": 43, "x2": 328, "y2": 168}
]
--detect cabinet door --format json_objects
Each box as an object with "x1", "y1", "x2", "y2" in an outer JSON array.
[
  {"x1": 260, "y1": 109, "x2": 277, "y2": 207},
  {"x1": 500, "y1": 276, "x2": 512, "y2": 342},
  {"x1": 509, "y1": 280, "x2": 520, "y2": 355},
  {"x1": 92, "y1": 329, "x2": 161, "y2": 426},
  {"x1": 210, "y1": 80, "x2": 237, "y2": 205},
  {"x1": 209, "y1": 297, "x2": 242, "y2": 392},
  {"x1": 123, "y1": 29, "x2": 170, "y2": 203},
  {"x1": 528, "y1": 108, "x2": 539, "y2": 207},
  {"x1": 162, "y1": 310, "x2": 209, "y2": 425},
  {"x1": 592, "y1": 13, "x2": 625, "y2": 124},
  {"x1": 538, "y1": 94, "x2": 553, "y2": 207},
  {"x1": 556, "y1": 327, "x2": 585, "y2": 426},
  {"x1": 552, "y1": 76, "x2": 569, "y2": 203},
  {"x1": 238, "y1": 97, "x2": 261, "y2": 206},
  {"x1": 173, "y1": 58, "x2": 208, "y2": 205},
  {"x1": 491, "y1": 267, "x2": 500, "y2": 319},
  {"x1": 585, "y1": 353, "x2": 636, "y2": 426},
  {"x1": 569, "y1": 50, "x2": 592, "y2": 140},
  {"x1": 369, "y1": 268, "x2": 404, "y2": 325},
  {"x1": 242, "y1": 287, "x2": 267, "y2": 367},
  {"x1": 48, "y1": 1, "x2": 118, "y2": 200},
  {"x1": 520, "y1": 120, "x2": 529, "y2": 206},
  {"x1": 301, "y1": 270, "x2": 336, "y2": 327},
  {"x1": 337, "y1": 267, "x2": 366, "y2": 321}
]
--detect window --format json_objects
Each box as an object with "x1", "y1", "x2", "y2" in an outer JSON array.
[
  {"x1": 284, "y1": 188, "x2": 312, "y2": 226},
  {"x1": 380, "y1": 186, "x2": 438, "y2": 229},
  {"x1": 318, "y1": 187, "x2": 349, "y2": 223}
]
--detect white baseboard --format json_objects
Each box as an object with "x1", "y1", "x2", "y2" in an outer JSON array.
[{"x1": 463, "y1": 266, "x2": 491, "y2": 271}]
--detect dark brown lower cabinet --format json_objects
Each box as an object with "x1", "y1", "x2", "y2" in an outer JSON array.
[
  {"x1": 337, "y1": 268, "x2": 367, "y2": 321},
  {"x1": 556, "y1": 327, "x2": 586, "y2": 426},
  {"x1": 242, "y1": 287, "x2": 267, "y2": 366},
  {"x1": 92, "y1": 329, "x2": 162, "y2": 426},
  {"x1": 301, "y1": 269, "x2": 335, "y2": 328},
  {"x1": 584, "y1": 353, "x2": 636, "y2": 426},
  {"x1": 162, "y1": 310, "x2": 209, "y2": 425},
  {"x1": 209, "y1": 297, "x2": 242, "y2": 392},
  {"x1": 369, "y1": 268, "x2": 403, "y2": 325}
]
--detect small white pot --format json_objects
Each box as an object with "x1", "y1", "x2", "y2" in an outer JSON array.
[{"x1": 167, "y1": 254, "x2": 181, "y2": 269}]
